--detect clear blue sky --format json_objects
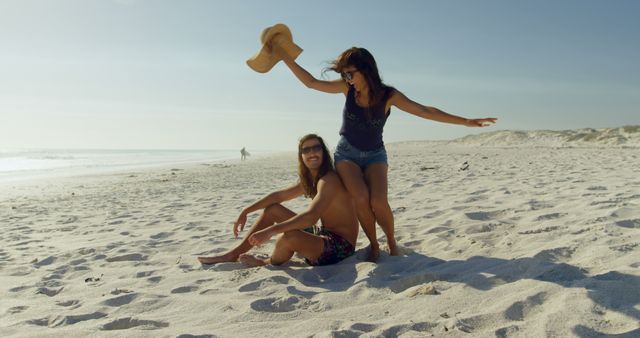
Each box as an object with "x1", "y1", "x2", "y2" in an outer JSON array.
[{"x1": 1, "y1": 0, "x2": 638, "y2": 150}]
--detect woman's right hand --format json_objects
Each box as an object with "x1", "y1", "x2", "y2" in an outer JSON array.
[{"x1": 233, "y1": 211, "x2": 248, "y2": 238}]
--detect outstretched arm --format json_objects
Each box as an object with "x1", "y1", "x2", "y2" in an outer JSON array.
[
  {"x1": 248, "y1": 175, "x2": 338, "y2": 245},
  {"x1": 389, "y1": 90, "x2": 497, "y2": 127},
  {"x1": 233, "y1": 183, "x2": 304, "y2": 237}
]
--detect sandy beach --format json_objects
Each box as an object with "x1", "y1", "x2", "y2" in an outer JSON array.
[{"x1": 1, "y1": 131, "x2": 639, "y2": 337}]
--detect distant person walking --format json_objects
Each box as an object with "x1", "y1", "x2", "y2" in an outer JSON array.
[{"x1": 240, "y1": 147, "x2": 250, "y2": 161}]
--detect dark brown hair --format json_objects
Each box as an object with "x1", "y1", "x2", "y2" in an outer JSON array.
[
  {"x1": 325, "y1": 47, "x2": 394, "y2": 115},
  {"x1": 298, "y1": 134, "x2": 334, "y2": 198}
]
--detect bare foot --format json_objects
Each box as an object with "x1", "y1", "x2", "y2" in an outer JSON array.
[
  {"x1": 366, "y1": 245, "x2": 380, "y2": 263},
  {"x1": 197, "y1": 253, "x2": 238, "y2": 265},
  {"x1": 388, "y1": 240, "x2": 399, "y2": 256},
  {"x1": 238, "y1": 254, "x2": 269, "y2": 267}
]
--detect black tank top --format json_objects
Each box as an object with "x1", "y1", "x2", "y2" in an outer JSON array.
[{"x1": 339, "y1": 86, "x2": 391, "y2": 151}]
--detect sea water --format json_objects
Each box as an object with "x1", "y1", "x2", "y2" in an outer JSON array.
[{"x1": 0, "y1": 149, "x2": 244, "y2": 182}]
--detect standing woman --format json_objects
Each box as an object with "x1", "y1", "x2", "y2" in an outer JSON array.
[{"x1": 279, "y1": 47, "x2": 496, "y2": 262}]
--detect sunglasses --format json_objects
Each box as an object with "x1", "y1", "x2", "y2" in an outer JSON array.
[
  {"x1": 301, "y1": 144, "x2": 323, "y2": 155},
  {"x1": 341, "y1": 70, "x2": 357, "y2": 81}
]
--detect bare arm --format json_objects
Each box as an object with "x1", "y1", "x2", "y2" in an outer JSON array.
[
  {"x1": 389, "y1": 90, "x2": 497, "y2": 127},
  {"x1": 248, "y1": 174, "x2": 338, "y2": 245},
  {"x1": 279, "y1": 50, "x2": 346, "y2": 94},
  {"x1": 233, "y1": 183, "x2": 303, "y2": 237},
  {"x1": 242, "y1": 183, "x2": 303, "y2": 215}
]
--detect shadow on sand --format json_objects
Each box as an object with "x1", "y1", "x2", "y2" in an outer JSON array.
[
  {"x1": 201, "y1": 247, "x2": 638, "y2": 337},
  {"x1": 276, "y1": 248, "x2": 638, "y2": 337}
]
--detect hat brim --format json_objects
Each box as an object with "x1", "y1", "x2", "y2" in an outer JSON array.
[{"x1": 247, "y1": 24, "x2": 302, "y2": 73}]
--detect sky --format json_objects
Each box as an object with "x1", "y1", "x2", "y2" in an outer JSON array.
[{"x1": 1, "y1": 0, "x2": 639, "y2": 151}]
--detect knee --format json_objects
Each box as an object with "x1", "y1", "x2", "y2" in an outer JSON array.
[
  {"x1": 276, "y1": 232, "x2": 294, "y2": 248},
  {"x1": 263, "y1": 203, "x2": 282, "y2": 219},
  {"x1": 369, "y1": 195, "x2": 389, "y2": 214},
  {"x1": 264, "y1": 203, "x2": 281, "y2": 214}
]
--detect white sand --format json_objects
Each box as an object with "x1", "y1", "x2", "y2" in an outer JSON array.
[{"x1": 1, "y1": 136, "x2": 639, "y2": 337}]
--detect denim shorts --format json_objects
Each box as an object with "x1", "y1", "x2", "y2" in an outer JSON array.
[{"x1": 334, "y1": 136, "x2": 388, "y2": 170}]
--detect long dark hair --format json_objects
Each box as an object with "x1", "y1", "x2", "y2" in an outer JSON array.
[
  {"x1": 298, "y1": 134, "x2": 334, "y2": 198},
  {"x1": 325, "y1": 47, "x2": 394, "y2": 113}
]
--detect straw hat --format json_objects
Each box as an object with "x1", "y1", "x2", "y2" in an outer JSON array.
[{"x1": 246, "y1": 23, "x2": 303, "y2": 73}]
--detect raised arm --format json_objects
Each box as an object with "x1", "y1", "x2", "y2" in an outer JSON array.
[
  {"x1": 248, "y1": 174, "x2": 339, "y2": 245},
  {"x1": 233, "y1": 183, "x2": 304, "y2": 237},
  {"x1": 389, "y1": 90, "x2": 497, "y2": 127},
  {"x1": 278, "y1": 50, "x2": 347, "y2": 94}
]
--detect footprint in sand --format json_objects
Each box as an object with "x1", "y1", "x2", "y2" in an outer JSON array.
[
  {"x1": 171, "y1": 285, "x2": 199, "y2": 294},
  {"x1": 150, "y1": 232, "x2": 173, "y2": 240},
  {"x1": 6, "y1": 306, "x2": 28, "y2": 314},
  {"x1": 378, "y1": 321, "x2": 440, "y2": 337},
  {"x1": 238, "y1": 276, "x2": 291, "y2": 292},
  {"x1": 27, "y1": 312, "x2": 108, "y2": 328},
  {"x1": 35, "y1": 287, "x2": 64, "y2": 297},
  {"x1": 348, "y1": 323, "x2": 377, "y2": 334},
  {"x1": 425, "y1": 225, "x2": 453, "y2": 234},
  {"x1": 9, "y1": 285, "x2": 32, "y2": 293},
  {"x1": 101, "y1": 293, "x2": 139, "y2": 307},
  {"x1": 388, "y1": 272, "x2": 439, "y2": 294},
  {"x1": 135, "y1": 270, "x2": 156, "y2": 278},
  {"x1": 42, "y1": 273, "x2": 64, "y2": 281},
  {"x1": 518, "y1": 226, "x2": 560, "y2": 235},
  {"x1": 535, "y1": 212, "x2": 566, "y2": 221},
  {"x1": 614, "y1": 219, "x2": 640, "y2": 229},
  {"x1": 147, "y1": 276, "x2": 163, "y2": 284},
  {"x1": 464, "y1": 223, "x2": 500, "y2": 234},
  {"x1": 250, "y1": 295, "x2": 317, "y2": 313},
  {"x1": 609, "y1": 242, "x2": 640, "y2": 252},
  {"x1": 33, "y1": 256, "x2": 57, "y2": 267},
  {"x1": 465, "y1": 210, "x2": 505, "y2": 221},
  {"x1": 100, "y1": 317, "x2": 169, "y2": 330},
  {"x1": 195, "y1": 278, "x2": 214, "y2": 285},
  {"x1": 56, "y1": 300, "x2": 81, "y2": 308},
  {"x1": 402, "y1": 283, "x2": 439, "y2": 297},
  {"x1": 106, "y1": 253, "x2": 148, "y2": 262},
  {"x1": 504, "y1": 292, "x2": 547, "y2": 321},
  {"x1": 495, "y1": 325, "x2": 521, "y2": 338}
]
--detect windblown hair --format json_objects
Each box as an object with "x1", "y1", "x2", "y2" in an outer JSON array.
[
  {"x1": 298, "y1": 134, "x2": 334, "y2": 198},
  {"x1": 325, "y1": 47, "x2": 395, "y2": 116}
]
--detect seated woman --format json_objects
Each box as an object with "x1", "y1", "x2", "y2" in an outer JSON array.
[{"x1": 197, "y1": 134, "x2": 359, "y2": 267}]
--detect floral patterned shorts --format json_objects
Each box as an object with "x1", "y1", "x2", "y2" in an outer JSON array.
[{"x1": 304, "y1": 227, "x2": 355, "y2": 266}]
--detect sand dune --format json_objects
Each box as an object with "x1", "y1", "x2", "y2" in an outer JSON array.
[
  {"x1": 452, "y1": 125, "x2": 640, "y2": 147},
  {"x1": 1, "y1": 130, "x2": 639, "y2": 337}
]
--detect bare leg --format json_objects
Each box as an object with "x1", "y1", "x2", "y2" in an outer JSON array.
[
  {"x1": 238, "y1": 229, "x2": 325, "y2": 268},
  {"x1": 238, "y1": 254, "x2": 270, "y2": 267},
  {"x1": 197, "y1": 204, "x2": 295, "y2": 264},
  {"x1": 365, "y1": 163, "x2": 398, "y2": 255},
  {"x1": 270, "y1": 230, "x2": 324, "y2": 265},
  {"x1": 337, "y1": 161, "x2": 380, "y2": 262}
]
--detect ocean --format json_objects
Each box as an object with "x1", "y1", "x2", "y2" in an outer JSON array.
[{"x1": 0, "y1": 149, "x2": 245, "y2": 182}]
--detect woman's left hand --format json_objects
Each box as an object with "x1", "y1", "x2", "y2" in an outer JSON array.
[{"x1": 465, "y1": 118, "x2": 497, "y2": 127}]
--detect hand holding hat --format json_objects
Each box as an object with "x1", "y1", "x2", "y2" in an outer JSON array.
[{"x1": 247, "y1": 23, "x2": 303, "y2": 73}]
